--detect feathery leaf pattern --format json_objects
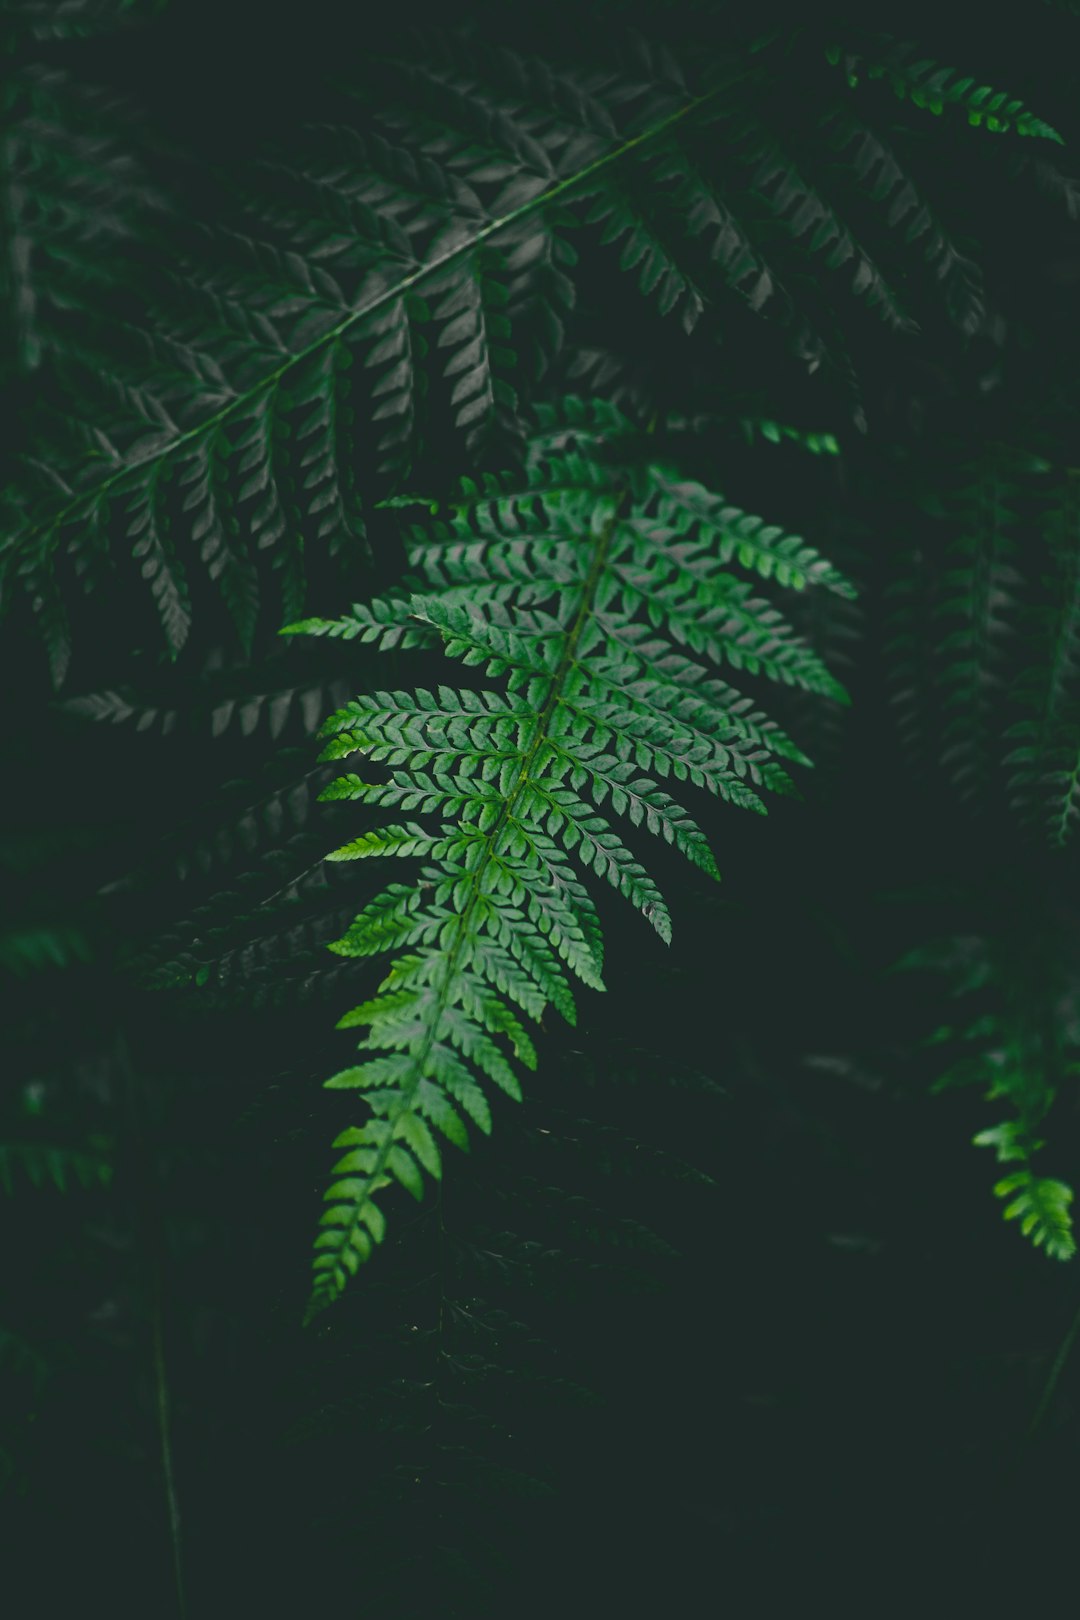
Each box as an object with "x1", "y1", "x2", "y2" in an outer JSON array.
[{"x1": 285, "y1": 397, "x2": 849, "y2": 1313}]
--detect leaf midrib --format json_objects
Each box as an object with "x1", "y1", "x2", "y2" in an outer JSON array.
[{"x1": 312, "y1": 489, "x2": 627, "y2": 1311}]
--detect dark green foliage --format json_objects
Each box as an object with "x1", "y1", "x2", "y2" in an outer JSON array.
[
  {"x1": 896, "y1": 915, "x2": 1079, "y2": 1259},
  {"x1": 0, "y1": 1140, "x2": 112, "y2": 1193},
  {"x1": 922, "y1": 443, "x2": 1031, "y2": 799},
  {"x1": 6, "y1": 5, "x2": 1080, "y2": 1613},
  {"x1": 285, "y1": 397, "x2": 848, "y2": 1310},
  {"x1": 878, "y1": 422, "x2": 1080, "y2": 846},
  {"x1": 2, "y1": 8, "x2": 1062, "y2": 685},
  {"x1": 1006, "y1": 470, "x2": 1080, "y2": 844},
  {"x1": 825, "y1": 35, "x2": 1063, "y2": 140}
]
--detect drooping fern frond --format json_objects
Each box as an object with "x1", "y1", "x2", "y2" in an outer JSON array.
[
  {"x1": 877, "y1": 426, "x2": 1080, "y2": 839},
  {"x1": 1006, "y1": 469, "x2": 1080, "y2": 844},
  {"x1": 3, "y1": 39, "x2": 731, "y2": 680},
  {"x1": 932, "y1": 447, "x2": 1032, "y2": 799},
  {"x1": 62, "y1": 636, "x2": 352, "y2": 742},
  {"x1": 2, "y1": 22, "x2": 1060, "y2": 684},
  {"x1": 972, "y1": 1136, "x2": 1075, "y2": 1262},
  {"x1": 813, "y1": 103, "x2": 986, "y2": 336},
  {"x1": 283, "y1": 397, "x2": 851, "y2": 1315},
  {"x1": 718, "y1": 105, "x2": 919, "y2": 340},
  {"x1": 895, "y1": 922, "x2": 1078, "y2": 1261},
  {"x1": 825, "y1": 36, "x2": 1064, "y2": 142},
  {"x1": 880, "y1": 436, "x2": 1047, "y2": 800},
  {"x1": 0, "y1": 63, "x2": 162, "y2": 384}
]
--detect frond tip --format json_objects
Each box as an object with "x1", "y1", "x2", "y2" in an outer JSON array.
[
  {"x1": 826, "y1": 37, "x2": 1064, "y2": 142},
  {"x1": 288, "y1": 397, "x2": 849, "y2": 1316},
  {"x1": 990, "y1": 1168, "x2": 1076, "y2": 1260},
  {"x1": 900, "y1": 926, "x2": 1078, "y2": 1263},
  {"x1": 973, "y1": 1109, "x2": 1076, "y2": 1260}
]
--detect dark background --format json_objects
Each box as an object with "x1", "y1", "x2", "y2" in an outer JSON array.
[{"x1": 3, "y1": 3, "x2": 1080, "y2": 1613}]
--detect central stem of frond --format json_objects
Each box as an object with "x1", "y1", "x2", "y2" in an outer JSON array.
[{"x1": 312, "y1": 489, "x2": 627, "y2": 1310}]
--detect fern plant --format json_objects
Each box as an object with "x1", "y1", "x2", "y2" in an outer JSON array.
[
  {"x1": 6, "y1": 7, "x2": 1080, "y2": 1602},
  {"x1": 1, "y1": 17, "x2": 1063, "y2": 684},
  {"x1": 877, "y1": 413, "x2": 1080, "y2": 844},
  {"x1": 895, "y1": 919, "x2": 1079, "y2": 1260},
  {"x1": 282, "y1": 395, "x2": 852, "y2": 1312},
  {"x1": 824, "y1": 33, "x2": 1063, "y2": 139},
  {"x1": 1006, "y1": 465, "x2": 1080, "y2": 844}
]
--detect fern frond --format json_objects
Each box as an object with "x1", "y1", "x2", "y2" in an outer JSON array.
[
  {"x1": 816, "y1": 104, "x2": 986, "y2": 335},
  {"x1": 896, "y1": 924, "x2": 1078, "y2": 1262},
  {"x1": 826, "y1": 37, "x2": 1063, "y2": 142},
  {"x1": 64, "y1": 655, "x2": 350, "y2": 742},
  {"x1": 2, "y1": 63, "x2": 712, "y2": 678},
  {"x1": 285, "y1": 398, "x2": 847, "y2": 1315},
  {"x1": 4, "y1": 26, "x2": 1040, "y2": 681},
  {"x1": 0, "y1": 62, "x2": 161, "y2": 382},
  {"x1": 986, "y1": 1169, "x2": 1076, "y2": 1260},
  {"x1": 881, "y1": 436, "x2": 1080, "y2": 829},
  {"x1": 934, "y1": 461, "x2": 1024, "y2": 796},
  {"x1": 721, "y1": 105, "x2": 919, "y2": 337},
  {"x1": 1005, "y1": 470, "x2": 1080, "y2": 844}
]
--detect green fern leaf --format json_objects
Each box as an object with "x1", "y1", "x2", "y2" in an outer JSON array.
[
  {"x1": 992, "y1": 1171, "x2": 1076, "y2": 1259},
  {"x1": 932, "y1": 450, "x2": 1030, "y2": 797},
  {"x1": 4, "y1": 28, "x2": 1031, "y2": 679},
  {"x1": 827, "y1": 37, "x2": 1064, "y2": 142},
  {"x1": 817, "y1": 105, "x2": 986, "y2": 335},
  {"x1": 285, "y1": 397, "x2": 847, "y2": 1316},
  {"x1": 898, "y1": 924, "x2": 1077, "y2": 1263},
  {"x1": 1005, "y1": 470, "x2": 1080, "y2": 844}
]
